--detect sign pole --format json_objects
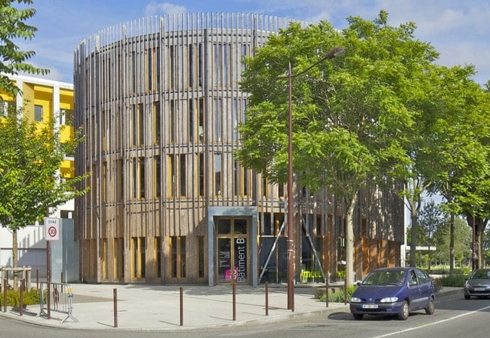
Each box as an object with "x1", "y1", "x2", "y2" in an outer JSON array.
[
  {"x1": 44, "y1": 217, "x2": 59, "y2": 320},
  {"x1": 47, "y1": 240, "x2": 51, "y2": 319}
]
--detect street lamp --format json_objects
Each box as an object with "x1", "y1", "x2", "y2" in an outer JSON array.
[{"x1": 282, "y1": 46, "x2": 345, "y2": 311}]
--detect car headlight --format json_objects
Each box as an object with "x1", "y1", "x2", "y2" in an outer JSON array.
[
  {"x1": 350, "y1": 297, "x2": 361, "y2": 303},
  {"x1": 380, "y1": 297, "x2": 398, "y2": 303}
]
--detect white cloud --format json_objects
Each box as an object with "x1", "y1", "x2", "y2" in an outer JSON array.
[
  {"x1": 20, "y1": 0, "x2": 489, "y2": 85},
  {"x1": 18, "y1": 62, "x2": 67, "y2": 83},
  {"x1": 145, "y1": 2, "x2": 187, "y2": 16}
]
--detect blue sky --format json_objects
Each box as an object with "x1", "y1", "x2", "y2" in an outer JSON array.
[{"x1": 19, "y1": 0, "x2": 490, "y2": 86}]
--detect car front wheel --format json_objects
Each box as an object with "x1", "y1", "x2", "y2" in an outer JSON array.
[
  {"x1": 425, "y1": 297, "x2": 435, "y2": 315},
  {"x1": 464, "y1": 294, "x2": 471, "y2": 300},
  {"x1": 398, "y1": 301, "x2": 409, "y2": 320},
  {"x1": 352, "y1": 313, "x2": 363, "y2": 320}
]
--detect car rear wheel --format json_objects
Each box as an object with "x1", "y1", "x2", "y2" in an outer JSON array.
[
  {"x1": 352, "y1": 313, "x2": 363, "y2": 320},
  {"x1": 425, "y1": 297, "x2": 435, "y2": 315},
  {"x1": 398, "y1": 301, "x2": 409, "y2": 320}
]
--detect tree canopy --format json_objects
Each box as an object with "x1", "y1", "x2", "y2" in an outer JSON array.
[
  {"x1": 0, "y1": 109, "x2": 89, "y2": 272},
  {"x1": 0, "y1": 0, "x2": 49, "y2": 95},
  {"x1": 0, "y1": 112, "x2": 87, "y2": 231},
  {"x1": 236, "y1": 10, "x2": 488, "y2": 284}
]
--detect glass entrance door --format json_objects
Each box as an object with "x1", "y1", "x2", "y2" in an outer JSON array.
[{"x1": 216, "y1": 218, "x2": 249, "y2": 284}]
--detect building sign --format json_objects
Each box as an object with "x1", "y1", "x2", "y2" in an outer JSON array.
[
  {"x1": 44, "y1": 217, "x2": 60, "y2": 241},
  {"x1": 234, "y1": 238, "x2": 247, "y2": 282}
]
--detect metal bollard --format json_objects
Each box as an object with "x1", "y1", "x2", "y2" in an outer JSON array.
[
  {"x1": 19, "y1": 279, "x2": 24, "y2": 316},
  {"x1": 3, "y1": 279, "x2": 7, "y2": 312},
  {"x1": 326, "y1": 278, "x2": 329, "y2": 308},
  {"x1": 232, "y1": 283, "x2": 236, "y2": 321},
  {"x1": 180, "y1": 287, "x2": 184, "y2": 326},
  {"x1": 113, "y1": 288, "x2": 118, "y2": 328},
  {"x1": 265, "y1": 281, "x2": 269, "y2": 316},
  {"x1": 344, "y1": 279, "x2": 348, "y2": 305}
]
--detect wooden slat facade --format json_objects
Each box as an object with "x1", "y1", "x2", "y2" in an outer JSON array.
[{"x1": 73, "y1": 13, "x2": 405, "y2": 285}]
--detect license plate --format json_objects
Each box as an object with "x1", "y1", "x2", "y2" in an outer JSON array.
[
  {"x1": 474, "y1": 287, "x2": 486, "y2": 291},
  {"x1": 362, "y1": 304, "x2": 378, "y2": 309}
]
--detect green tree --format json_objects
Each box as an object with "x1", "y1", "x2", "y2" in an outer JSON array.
[
  {"x1": 428, "y1": 70, "x2": 490, "y2": 273},
  {"x1": 237, "y1": 11, "x2": 441, "y2": 285},
  {"x1": 0, "y1": 0, "x2": 49, "y2": 95},
  {"x1": 433, "y1": 217, "x2": 471, "y2": 267},
  {"x1": 418, "y1": 201, "x2": 445, "y2": 269},
  {"x1": 395, "y1": 64, "x2": 485, "y2": 268},
  {"x1": 483, "y1": 227, "x2": 490, "y2": 265},
  {"x1": 0, "y1": 111, "x2": 88, "y2": 286}
]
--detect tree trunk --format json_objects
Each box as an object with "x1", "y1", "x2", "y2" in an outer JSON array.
[
  {"x1": 410, "y1": 209, "x2": 418, "y2": 267},
  {"x1": 449, "y1": 213, "x2": 455, "y2": 276},
  {"x1": 476, "y1": 218, "x2": 488, "y2": 270},
  {"x1": 345, "y1": 193, "x2": 358, "y2": 286},
  {"x1": 427, "y1": 242, "x2": 431, "y2": 271},
  {"x1": 476, "y1": 222, "x2": 485, "y2": 270}
]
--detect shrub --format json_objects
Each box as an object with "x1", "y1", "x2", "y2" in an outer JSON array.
[
  {"x1": 440, "y1": 274, "x2": 467, "y2": 287},
  {"x1": 337, "y1": 270, "x2": 346, "y2": 280},
  {"x1": 1, "y1": 288, "x2": 40, "y2": 307},
  {"x1": 432, "y1": 278, "x2": 444, "y2": 292},
  {"x1": 318, "y1": 285, "x2": 357, "y2": 303}
]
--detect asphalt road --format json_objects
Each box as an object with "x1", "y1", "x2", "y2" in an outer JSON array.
[{"x1": 1, "y1": 292, "x2": 488, "y2": 338}]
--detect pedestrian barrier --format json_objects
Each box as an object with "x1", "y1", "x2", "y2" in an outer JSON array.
[{"x1": 37, "y1": 282, "x2": 78, "y2": 323}]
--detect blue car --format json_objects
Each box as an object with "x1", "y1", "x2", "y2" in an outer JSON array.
[{"x1": 350, "y1": 267, "x2": 435, "y2": 320}]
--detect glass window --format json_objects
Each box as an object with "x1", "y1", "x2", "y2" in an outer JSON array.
[
  {"x1": 234, "y1": 219, "x2": 247, "y2": 234},
  {"x1": 155, "y1": 237, "x2": 161, "y2": 278},
  {"x1": 215, "y1": 153, "x2": 221, "y2": 195},
  {"x1": 217, "y1": 219, "x2": 231, "y2": 234},
  {"x1": 138, "y1": 103, "x2": 144, "y2": 145},
  {"x1": 170, "y1": 236, "x2": 186, "y2": 278},
  {"x1": 416, "y1": 269, "x2": 430, "y2": 284},
  {"x1": 214, "y1": 99, "x2": 221, "y2": 142},
  {"x1": 154, "y1": 101, "x2": 161, "y2": 144},
  {"x1": 198, "y1": 236, "x2": 205, "y2": 278},
  {"x1": 131, "y1": 237, "x2": 146, "y2": 279},
  {"x1": 189, "y1": 99, "x2": 194, "y2": 142},
  {"x1": 409, "y1": 270, "x2": 418, "y2": 285},
  {"x1": 180, "y1": 154, "x2": 186, "y2": 197},
  {"x1": 1, "y1": 100, "x2": 15, "y2": 116},
  {"x1": 155, "y1": 156, "x2": 161, "y2": 198},
  {"x1": 60, "y1": 109, "x2": 74, "y2": 126},
  {"x1": 139, "y1": 157, "x2": 145, "y2": 199},
  {"x1": 198, "y1": 153, "x2": 204, "y2": 196},
  {"x1": 34, "y1": 105, "x2": 43, "y2": 122}
]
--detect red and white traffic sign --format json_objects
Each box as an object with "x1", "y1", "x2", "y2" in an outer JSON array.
[{"x1": 44, "y1": 217, "x2": 60, "y2": 241}]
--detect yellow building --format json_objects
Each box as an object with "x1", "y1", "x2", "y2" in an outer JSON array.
[{"x1": 1, "y1": 74, "x2": 76, "y2": 217}]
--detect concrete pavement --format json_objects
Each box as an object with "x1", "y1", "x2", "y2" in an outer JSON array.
[{"x1": 0, "y1": 282, "x2": 460, "y2": 331}]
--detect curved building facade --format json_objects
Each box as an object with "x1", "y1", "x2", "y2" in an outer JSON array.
[{"x1": 74, "y1": 13, "x2": 405, "y2": 285}]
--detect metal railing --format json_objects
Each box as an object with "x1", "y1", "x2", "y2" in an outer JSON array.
[{"x1": 37, "y1": 282, "x2": 78, "y2": 323}]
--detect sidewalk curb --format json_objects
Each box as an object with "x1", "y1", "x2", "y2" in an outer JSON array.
[{"x1": 0, "y1": 286, "x2": 460, "y2": 332}]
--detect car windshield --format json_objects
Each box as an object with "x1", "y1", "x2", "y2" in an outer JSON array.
[
  {"x1": 362, "y1": 270, "x2": 406, "y2": 286},
  {"x1": 472, "y1": 270, "x2": 490, "y2": 279}
]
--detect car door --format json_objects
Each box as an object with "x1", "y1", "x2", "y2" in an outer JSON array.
[
  {"x1": 407, "y1": 268, "x2": 424, "y2": 310},
  {"x1": 415, "y1": 268, "x2": 432, "y2": 308}
]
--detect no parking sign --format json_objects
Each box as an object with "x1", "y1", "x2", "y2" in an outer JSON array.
[{"x1": 44, "y1": 217, "x2": 60, "y2": 241}]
